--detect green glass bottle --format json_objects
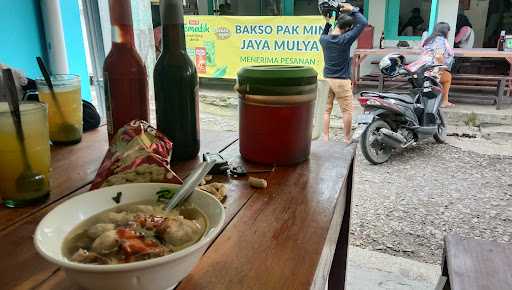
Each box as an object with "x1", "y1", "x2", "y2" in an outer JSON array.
[{"x1": 154, "y1": 0, "x2": 200, "y2": 161}]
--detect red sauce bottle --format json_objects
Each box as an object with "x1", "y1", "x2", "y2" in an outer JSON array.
[{"x1": 103, "y1": 0, "x2": 149, "y2": 140}]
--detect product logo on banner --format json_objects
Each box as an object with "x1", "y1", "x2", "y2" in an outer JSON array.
[{"x1": 184, "y1": 16, "x2": 326, "y2": 79}]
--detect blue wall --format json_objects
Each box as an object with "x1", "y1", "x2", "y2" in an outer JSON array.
[
  {"x1": 0, "y1": 0, "x2": 47, "y2": 79},
  {"x1": 60, "y1": 0, "x2": 91, "y2": 101}
]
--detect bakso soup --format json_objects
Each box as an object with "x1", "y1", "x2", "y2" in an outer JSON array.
[{"x1": 62, "y1": 200, "x2": 207, "y2": 265}]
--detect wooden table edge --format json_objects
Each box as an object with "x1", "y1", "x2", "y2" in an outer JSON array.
[
  {"x1": 311, "y1": 151, "x2": 355, "y2": 290},
  {"x1": 0, "y1": 182, "x2": 95, "y2": 234}
]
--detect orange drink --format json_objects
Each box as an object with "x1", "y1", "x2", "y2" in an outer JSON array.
[
  {"x1": 0, "y1": 102, "x2": 50, "y2": 207},
  {"x1": 37, "y1": 75, "x2": 83, "y2": 144}
]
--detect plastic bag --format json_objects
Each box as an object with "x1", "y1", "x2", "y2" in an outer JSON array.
[{"x1": 91, "y1": 120, "x2": 182, "y2": 189}]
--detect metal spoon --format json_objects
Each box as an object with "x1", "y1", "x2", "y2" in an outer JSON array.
[
  {"x1": 164, "y1": 160, "x2": 216, "y2": 212},
  {"x1": 36, "y1": 57, "x2": 81, "y2": 141},
  {"x1": 2, "y1": 69, "x2": 47, "y2": 197}
]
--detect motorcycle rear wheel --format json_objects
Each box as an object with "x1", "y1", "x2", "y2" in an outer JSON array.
[{"x1": 361, "y1": 119, "x2": 393, "y2": 165}]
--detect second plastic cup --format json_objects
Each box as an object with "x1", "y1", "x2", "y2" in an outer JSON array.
[{"x1": 37, "y1": 74, "x2": 83, "y2": 144}]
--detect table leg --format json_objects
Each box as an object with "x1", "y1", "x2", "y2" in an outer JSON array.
[
  {"x1": 352, "y1": 55, "x2": 360, "y2": 88},
  {"x1": 434, "y1": 238, "x2": 451, "y2": 290},
  {"x1": 352, "y1": 55, "x2": 360, "y2": 86},
  {"x1": 355, "y1": 55, "x2": 368, "y2": 89},
  {"x1": 357, "y1": 55, "x2": 366, "y2": 85},
  {"x1": 497, "y1": 78, "x2": 506, "y2": 110},
  {"x1": 506, "y1": 57, "x2": 512, "y2": 97},
  {"x1": 378, "y1": 73, "x2": 384, "y2": 92},
  {"x1": 328, "y1": 155, "x2": 354, "y2": 290}
]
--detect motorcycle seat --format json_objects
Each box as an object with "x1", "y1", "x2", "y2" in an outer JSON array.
[{"x1": 373, "y1": 92, "x2": 415, "y2": 104}]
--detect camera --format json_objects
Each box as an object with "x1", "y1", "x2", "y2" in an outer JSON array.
[{"x1": 318, "y1": 0, "x2": 353, "y2": 19}]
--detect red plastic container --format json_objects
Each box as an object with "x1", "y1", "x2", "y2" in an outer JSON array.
[
  {"x1": 236, "y1": 66, "x2": 317, "y2": 165},
  {"x1": 357, "y1": 25, "x2": 374, "y2": 49}
]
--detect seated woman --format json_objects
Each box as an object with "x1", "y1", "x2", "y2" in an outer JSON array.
[
  {"x1": 420, "y1": 22, "x2": 455, "y2": 108},
  {"x1": 455, "y1": 14, "x2": 474, "y2": 48}
]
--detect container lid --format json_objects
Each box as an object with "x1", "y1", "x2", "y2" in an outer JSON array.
[{"x1": 237, "y1": 65, "x2": 318, "y2": 87}]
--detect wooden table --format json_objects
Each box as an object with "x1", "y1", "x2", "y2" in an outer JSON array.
[
  {"x1": 352, "y1": 48, "x2": 512, "y2": 95},
  {"x1": 0, "y1": 126, "x2": 356, "y2": 290},
  {"x1": 436, "y1": 234, "x2": 512, "y2": 290}
]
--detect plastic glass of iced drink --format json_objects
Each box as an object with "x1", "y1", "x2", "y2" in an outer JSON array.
[
  {"x1": 36, "y1": 75, "x2": 83, "y2": 144},
  {"x1": 0, "y1": 102, "x2": 51, "y2": 207}
]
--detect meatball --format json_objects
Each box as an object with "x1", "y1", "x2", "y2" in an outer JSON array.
[
  {"x1": 91, "y1": 230, "x2": 120, "y2": 254},
  {"x1": 102, "y1": 212, "x2": 132, "y2": 225},
  {"x1": 162, "y1": 216, "x2": 203, "y2": 247},
  {"x1": 125, "y1": 205, "x2": 156, "y2": 215},
  {"x1": 87, "y1": 223, "x2": 116, "y2": 239}
]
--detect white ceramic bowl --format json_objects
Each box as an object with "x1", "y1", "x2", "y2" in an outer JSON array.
[{"x1": 34, "y1": 183, "x2": 225, "y2": 290}]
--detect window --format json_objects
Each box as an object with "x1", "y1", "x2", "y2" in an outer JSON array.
[
  {"x1": 184, "y1": 0, "x2": 199, "y2": 15},
  {"x1": 385, "y1": 0, "x2": 439, "y2": 41},
  {"x1": 293, "y1": 0, "x2": 318, "y2": 16}
]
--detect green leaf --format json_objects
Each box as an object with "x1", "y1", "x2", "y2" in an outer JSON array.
[
  {"x1": 156, "y1": 188, "x2": 177, "y2": 201},
  {"x1": 112, "y1": 192, "x2": 122, "y2": 204}
]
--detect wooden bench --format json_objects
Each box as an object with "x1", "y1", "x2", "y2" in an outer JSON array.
[
  {"x1": 436, "y1": 234, "x2": 512, "y2": 290},
  {"x1": 452, "y1": 74, "x2": 511, "y2": 109},
  {"x1": 367, "y1": 60, "x2": 412, "y2": 92},
  {"x1": 360, "y1": 71, "x2": 511, "y2": 109}
]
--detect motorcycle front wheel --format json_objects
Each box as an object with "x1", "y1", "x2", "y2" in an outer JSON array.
[
  {"x1": 433, "y1": 110, "x2": 447, "y2": 143},
  {"x1": 360, "y1": 119, "x2": 393, "y2": 165}
]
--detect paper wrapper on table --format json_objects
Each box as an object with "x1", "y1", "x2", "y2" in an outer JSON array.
[{"x1": 91, "y1": 120, "x2": 182, "y2": 189}]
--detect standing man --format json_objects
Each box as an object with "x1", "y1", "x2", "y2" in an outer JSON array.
[{"x1": 320, "y1": 3, "x2": 367, "y2": 143}]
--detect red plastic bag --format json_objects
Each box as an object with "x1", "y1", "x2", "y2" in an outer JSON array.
[{"x1": 91, "y1": 120, "x2": 182, "y2": 189}]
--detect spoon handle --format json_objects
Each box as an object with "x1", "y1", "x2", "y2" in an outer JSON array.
[
  {"x1": 165, "y1": 160, "x2": 216, "y2": 212},
  {"x1": 36, "y1": 57, "x2": 67, "y2": 120},
  {"x1": 36, "y1": 57, "x2": 54, "y2": 91},
  {"x1": 2, "y1": 69, "x2": 31, "y2": 171}
]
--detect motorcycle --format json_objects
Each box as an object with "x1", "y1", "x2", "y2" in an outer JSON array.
[{"x1": 354, "y1": 55, "x2": 448, "y2": 165}]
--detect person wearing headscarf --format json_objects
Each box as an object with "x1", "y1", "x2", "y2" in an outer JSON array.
[{"x1": 455, "y1": 14, "x2": 474, "y2": 48}]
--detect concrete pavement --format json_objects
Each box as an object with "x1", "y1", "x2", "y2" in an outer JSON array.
[{"x1": 346, "y1": 247, "x2": 440, "y2": 290}]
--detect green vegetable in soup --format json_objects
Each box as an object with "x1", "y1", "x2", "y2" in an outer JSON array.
[
  {"x1": 156, "y1": 188, "x2": 177, "y2": 201},
  {"x1": 112, "y1": 192, "x2": 122, "y2": 204}
]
